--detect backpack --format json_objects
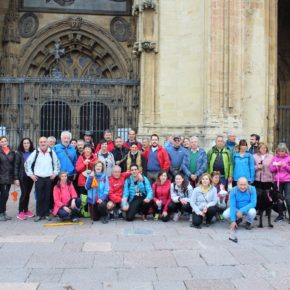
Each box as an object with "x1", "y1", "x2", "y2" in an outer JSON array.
[
  {"x1": 31, "y1": 150, "x2": 54, "y2": 174},
  {"x1": 80, "y1": 194, "x2": 90, "y2": 218}
]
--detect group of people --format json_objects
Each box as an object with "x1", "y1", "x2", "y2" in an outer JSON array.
[{"x1": 0, "y1": 130, "x2": 289, "y2": 234}]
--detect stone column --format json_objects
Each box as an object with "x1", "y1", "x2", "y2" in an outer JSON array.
[{"x1": 133, "y1": 0, "x2": 158, "y2": 136}]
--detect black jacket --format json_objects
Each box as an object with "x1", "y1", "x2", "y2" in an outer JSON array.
[
  {"x1": 14, "y1": 151, "x2": 29, "y2": 180},
  {"x1": 111, "y1": 146, "x2": 129, "y2": 172},
  {"x1": 0, "y1": 147, "x2": 16, "y2": 184}
]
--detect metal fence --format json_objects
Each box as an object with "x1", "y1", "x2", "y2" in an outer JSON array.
[
  {"x1": 277, "y1": 105, "x2": 290, "y2": 147},
  {"x1": 0, "y1": 76, "x2": 139, "y2": 149}
]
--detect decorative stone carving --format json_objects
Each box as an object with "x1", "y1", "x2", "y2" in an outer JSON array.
[
  {"x1": 110, "y1": 17, "x2": 131, "y2": 42},
  {"x1": 46, "y1": 0, "x2": 75, "y2": 6},
  {"x1": 68, "y1": 16, "x2": 83, "y2": 30},
  {"x1": 2, "y1": 0, "x2": 20, "y2": 43},
  {"x1": 133, "y1": 0, "x2": 156, "y2": 14},
  {"x1": 133, "y1": 41, "x2": 156, "y2": 55},
  {"x1": 18, "y1": 13, "x2": 39, "y2": 38}
]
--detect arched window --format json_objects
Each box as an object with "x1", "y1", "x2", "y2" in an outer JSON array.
[
  {"x1": 80, "y1": 102, "x2": 110, "y2": 142},
  {"x1": 40, "y1": 101, "x2": 71, "y2": 139}
]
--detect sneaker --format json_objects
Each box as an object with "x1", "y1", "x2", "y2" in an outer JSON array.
[
  {"x1": 24, "y1": 210, "x2": 34, "y2": 218},
  {"x1": 118, "y1": 211, "x2": 124, "y2": 219},
  {"x1": 44, "y1": 215, "x2": 52, "y2": 221},
  {"x1": 71, "y1": 217, "x2": 79, "y2": 223},
  {"x1": 109, "y1": 213, "x2": 115, "y2": 220},
  {"x1": 218, "y1": 214, "x2": 224, "y2": 221},
  {"x1": 102, "y1": 215, "x2": 109, "y2": 224},
  {"x1": 190, "y1": 223, "x2": 201, "y2": 229},
  {"x1": 245, "y1": 222, "x2": 252, "y2": 230},
  {"x1": 4, "y1": 212, "x2": 12, "y2": 220},
  {"x1": 17, "y1": 212, "x2": 26, "y2": 221},
  {"x1": 34, "y1": 216, "x2": 42, "y2": 222},
  {"x1": 274, "y1": 216, "x2": 284, "y2": 222},
  {"x1": 173, "y1": 211, "x2": 181, "y2": 222},
  {"x1": 154, "y1": 214, "x2": 159, "y2": 221},
  {"x1": 0, "y1": 213, "x2": 7, "y2": 222},
  {"x1": 142, "y1": 215, "x2": 148, "y2": 222},
  {"x1": 236, "y1": 217, "x2": 243, "y2": 226}
]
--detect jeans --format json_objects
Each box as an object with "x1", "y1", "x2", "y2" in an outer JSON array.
[
  {"x1": 192, "y1": 206, "x2": 217, "y2": 226},
  {"x1": 57, "y1": 198, "x2": 81, "y2": 220},
  {"x1": 126, "y1": 196, "x2": 151, "y2": 221},
  {"x1": 223, "y1": 207, "x2": 256, "y2": 224},
  {"x1": 0, "y1": 184, "x2": 11, "y2": 214}
]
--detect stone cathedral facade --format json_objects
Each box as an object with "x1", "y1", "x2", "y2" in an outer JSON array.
[{"x1": 0, "y1": 0, "x2": 287, "y2": 149}]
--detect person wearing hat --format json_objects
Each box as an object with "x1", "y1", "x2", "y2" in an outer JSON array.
[
  {"x1": 83, "y1": 130, "x2": 95, "y2": 153},
  {"x1": 166, "y1": 135, "x2": 188, "y2": 179}
]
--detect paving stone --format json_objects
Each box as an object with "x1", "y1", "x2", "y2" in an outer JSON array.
[
  {"x1": 266, "y1": 278, "x2": 290, "y2": 290},
  {"x1": 173, "y1": 250, "x2": 206, "y2": 267},
  {"x1": 37, "y1": 282, "x2": 102, "y2": 290},
  {"x1": 93, "y1": 252, "x2": 124, "y2": 268},
  {"x1": 83, "y1": 242, "x2": 112, "y2": 252},
  {"x1": 264, "y1": 263, "x2": 290, "y2": 278},
  {"x1": 231, "y1": 278, "x2": 274, "y2": 290},
  {"x1": 61, "y1": 268, "x2": 118, "y2": 283},
  {"x1": 62, "y1": 242, "x2": 83, "y2": 253},
  {"x1": 184, "y1": 279, "x2": 236, "y2": 290},
  {"x1": 0, "y1": 235, "x2": 57, "y2": 243},
  {"x1": 228, "y1": 248, "x2": 269, "y2": 265},
  {"x1": 188, "y1": 265, "x2": 242, "y2": 280},
  {"x1": 103, "y1": 281, "x2": 154, "y2": 290},
  {"x1": 153, "y1": 281, "x2": 187, "y2": 290},
  {"x1": 27, "y1": 252, "x2": 94, "y2": 269},
  {"x1": 155, "y1": 267, "x2": 192, "y2": 281},
  {"x1": 118, "y1": 268, "x2": 157, "y2": 281},
  {"x1": 0, "y1": 251, "x2": 32, "y2": 268},
  {"x1": 254, "y1": 246, "x2": 290, "y2": 264},
  {"x1": 0, "y1": 283, "x2": 39, "y2": 290},
  {"x1": 123, "y1": 250, "x2": 177, "y2": 267},
  {"x1": 0, "y1": 268, "x2": 31, "y2": 282},
  {"x1": 236, "y1": 264, "x2": 270, "y2": 279},
  {"x1": 199, "y1": 248, "x2": 239, "y2": 266},
  {"x1": 26, "y1": 269, "x2": 63, "y2": 283},
  {"x1": 113, "y1": 240, "x2": 154, "y2": 252}
]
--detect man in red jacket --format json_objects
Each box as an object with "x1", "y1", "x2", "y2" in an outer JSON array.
[
  {"x1": 107, "y1": 165, "x2": 130, "y2": 219},
  {"x1": 95, "y1": 130, "x2": 115, "y2": 152},
  {"x1": 143, "y1": 134, "x2": 170, "y2": 184},
  {"x1": 123, "y1": 129, "x2": 142, "y2": 150}
]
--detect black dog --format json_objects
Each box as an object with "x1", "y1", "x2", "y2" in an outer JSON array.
[{"x1": 256, "y1": 188, "x2": 276, "y2": 228}]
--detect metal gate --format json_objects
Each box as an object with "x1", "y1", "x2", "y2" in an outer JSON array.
[
  {"x1": 277, "y1": 105, "x2": 290, "y2": 147},
  {"x1": 0, "y1": 76, "x2": 139, "y2": 149}
]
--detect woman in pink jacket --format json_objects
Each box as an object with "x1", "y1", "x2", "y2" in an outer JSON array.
[
  {"x1": 269, "y1": 143, "x2": 290, "y2": 223},
  {"x1": 53, "y1": 172, "x2": 81, "y2": 222}
]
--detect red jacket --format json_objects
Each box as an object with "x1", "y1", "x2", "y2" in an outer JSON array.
[
  {"x1": 143, "y1": 145, "x2": 170, "y2": 171},
  {"x1": 108, "y1": 172, "x2": 131, "y2": 203},
  {"x1": 152, "y1": 180, "x2": 171, "y2": 212},
  {"x1": 123, "y1": 141, "x2": 143, "y2": 150},
  {"x1": 53, "y1": 183, "x2": 77, "y2": 216},
  {"x1": 95, "y1": 140, "x2": 115, "y2": 152},
  {"x1": 75, "y1": 153, "x2": 98, "y2": 186}
]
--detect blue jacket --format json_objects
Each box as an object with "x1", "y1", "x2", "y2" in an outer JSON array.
[
  {"x1": 229, "y1": 186, "x2": 257, "y2": 222},
  {"x1": 53, "y1": 144, "x2": 77, "y2": 176},
  {"x1": 233, "y1": 152, "x2": 255, "y2": 182},
  {"x1": 85, "y1": 173, "x2": 109, "y2": 204},
  {"x1": 225, "y1": 140, "x2": 236, "y2": 155},
  {"x1": 182, "y1": 148, "x2": 207, "y2": 178},
  {"x1": 166, "y1": 145, "x2": 188, "y2": 174},
  {"x1": 123, "y1": 175, "x2": 153, "y2": 202}
]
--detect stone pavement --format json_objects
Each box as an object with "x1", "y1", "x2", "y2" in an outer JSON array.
[{"x1": 0, "y1": 198, "x2": 290, "y2": 290}]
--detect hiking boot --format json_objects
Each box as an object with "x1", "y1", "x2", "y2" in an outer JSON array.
[
  {"x1": 17, "y1": 212, "x2": 26, "y2": 221},
  {"x1": 102, "y1": 215, "x2": 109, "y2": 224},
  {"x1": 118, "y1": 211, "x2": 124, "y2": 219},
  {"x1": 109, "y1": 212, "x2": 115, "y2": 220},
  {"x1": 274, "y1": 216, "x2": 284, "y2": 222},
  {"x1": 24, "y1": 210, "x2": 34, "y2": 218},
  {"x1": 190, "y1": 223, "x2": 201, "y2": 229},
  {"x1": 173, "y1": 211, "x2": 181, "y2": 222},
  {"x1": 4, "y1": 212, "x2": 12, "y2": 220},
  {"x1": 245, "y1": 222, "x2": 252, "y2": 230},
  {"x1": 0, "y1": 213, "x2": 7, "y2": 221},
  {"x1": 34, "y1": 216, "x2": 42, "y2": 222}
]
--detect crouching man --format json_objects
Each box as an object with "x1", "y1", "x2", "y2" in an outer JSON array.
[
  {"x1": 122, "y1": 164, "x2": 153, "y2": 221},
  {"x1": 223, "y1": 177, "x2": 257, "y2": 234}
]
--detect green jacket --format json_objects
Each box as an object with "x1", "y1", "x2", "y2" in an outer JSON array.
[{"x1": 207, "y1": 146, "x2": 233, "y2": 179}]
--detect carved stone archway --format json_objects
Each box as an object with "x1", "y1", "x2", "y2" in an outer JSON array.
[{"x1": 19, "y1": 16, "x2": 134, "y2": 78}]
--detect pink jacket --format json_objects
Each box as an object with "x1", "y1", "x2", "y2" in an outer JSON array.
[
  {"x1": 53, "y1": 183, "x2": 78, "y2": 216},
  {"x1": 254, "y1": 153, "x2": 273, "y2": 183},
  {"x1": 269, "y1": 154, "x2": 290, "y2": 184}
]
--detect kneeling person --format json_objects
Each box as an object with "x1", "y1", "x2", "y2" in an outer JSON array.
[
  {"x1": 107, "y1": 165, "x2": 131, "y2": 219},
  {"x1": 122, "y1": 164, "x2": 153, "y2": 221},
  {"x1": 223, "y1": 177, "x2": 257, "y2": 231},
  {"x1": 53, "y1": 172, "x2": 81, "y2": 222}
]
